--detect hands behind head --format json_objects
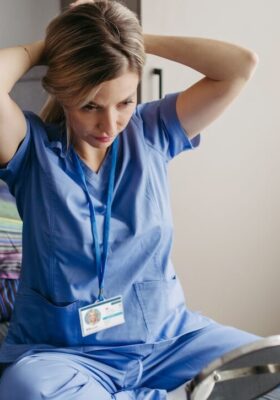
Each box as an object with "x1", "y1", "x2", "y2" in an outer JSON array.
[{"x1": 69, "y1": 0, "x2": 95, "y2": 8}]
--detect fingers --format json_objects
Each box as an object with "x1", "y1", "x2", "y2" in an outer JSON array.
[{"x1": 69, "y1": 0, "x2": 95, "y2": 8}]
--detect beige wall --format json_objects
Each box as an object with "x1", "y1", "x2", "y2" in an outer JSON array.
[{"x1": 141, "y1": 0, "x2": 280, "y2": 336}]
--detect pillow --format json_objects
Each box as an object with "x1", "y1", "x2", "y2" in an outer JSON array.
[{"x1": 0, "y1": 180, "x2": 22, "y2": 322}]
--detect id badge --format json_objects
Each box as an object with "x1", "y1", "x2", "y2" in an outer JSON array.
[{"x1": 79, "y1": 295, "x2": 125, "y2": 337}]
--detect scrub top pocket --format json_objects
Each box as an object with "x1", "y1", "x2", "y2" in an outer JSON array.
[
  {"x1": 7, "y1": 287, "x2": 80, "y2": 347},
  {"x1": 134, "y1": 277, "x2": 186, "y2": 342}
]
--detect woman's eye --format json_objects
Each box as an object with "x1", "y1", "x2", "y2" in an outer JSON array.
[
  {"x1": 121, "y1": 100, "x2": 135, "y2": 106},
  {"x1": 82, "y1": 104, "x2": 99, "y2": 111},
  {"x1": 81, "y1": 100, "x2": 134, "y2": 112}
]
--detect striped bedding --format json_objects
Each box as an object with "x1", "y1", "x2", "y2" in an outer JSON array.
[
  {"x1": 0, "y1": 217, "x2": 22, "y2": 279},
  {"x1": 0, "y1": 322, "x2": 9, "y2": 343},
  {"x1": 0, "y1": 180, "x2": 22, "y2": 330}
]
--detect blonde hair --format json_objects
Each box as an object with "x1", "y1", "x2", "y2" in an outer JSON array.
[{"x1": 40, "y1": 0, "x2": 145, "y2": 125}]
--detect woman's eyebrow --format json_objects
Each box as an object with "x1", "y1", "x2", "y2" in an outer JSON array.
[{"x1": 86, "y1": 92, "x2": 136, "y2": 107}]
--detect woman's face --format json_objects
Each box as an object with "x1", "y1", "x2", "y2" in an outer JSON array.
[{"x1": 64, "y1": 71, "x2": 139, "y2": 150}]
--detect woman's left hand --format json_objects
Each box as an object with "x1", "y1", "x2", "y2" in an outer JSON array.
[{"x1": 69, "y1": 0, "x2": 95, "y2": 8}]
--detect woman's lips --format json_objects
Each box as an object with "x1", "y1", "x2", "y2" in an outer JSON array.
[{"x1": 93, "y1": 136, "x2": 113, "y2": 143}]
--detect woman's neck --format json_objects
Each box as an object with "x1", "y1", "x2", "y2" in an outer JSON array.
[{"x1": 74, "y1": 141, "x2": 108, "y2": 173}]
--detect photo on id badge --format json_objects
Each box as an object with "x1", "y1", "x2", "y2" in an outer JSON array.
[
  {"x1": 79, "y1": 296, "x2": 125, "y2": 337},
  {"x1": 85, "y1": 309, "x2": 101, "y2": 326}
]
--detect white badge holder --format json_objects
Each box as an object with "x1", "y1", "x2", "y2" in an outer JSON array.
[{"x1": 79, "y1": 295, "x2": 125, "y2": 337}]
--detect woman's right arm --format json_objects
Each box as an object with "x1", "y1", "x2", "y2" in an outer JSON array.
[{"x1": 0, "y1": 40, "x2": 45, "y2": 165}]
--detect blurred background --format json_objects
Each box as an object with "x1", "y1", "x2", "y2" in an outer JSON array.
[{"x1": 0, "y1": 0, "x2": 279, "y2": 337}]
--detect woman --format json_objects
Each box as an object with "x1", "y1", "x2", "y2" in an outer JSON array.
[{"x1": 0, "y1": 0, "x2": 277, "y2": 399}]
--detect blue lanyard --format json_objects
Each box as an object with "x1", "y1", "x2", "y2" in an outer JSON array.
[{"x1": 71, "y1": 137, "x2": 119, "y2": 302}]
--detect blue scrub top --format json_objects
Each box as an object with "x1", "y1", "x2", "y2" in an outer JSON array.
[{"x1": 0, "y1": 92, "x2": 211, "y2": 363}]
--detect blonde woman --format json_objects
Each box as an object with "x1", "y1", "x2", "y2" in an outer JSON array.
[{"x1": 0, "y1": 1, "x2": 277, "y2": 399}]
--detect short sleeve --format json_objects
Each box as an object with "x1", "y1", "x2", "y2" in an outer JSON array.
[
  {"x1": 0, "y1": 112, "x2": 32, "y2": 196},
  {"x1": 135, "y1": 92, "x2": 200, "y2": 161}
]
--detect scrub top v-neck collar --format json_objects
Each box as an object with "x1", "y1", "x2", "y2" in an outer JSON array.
[
  {"x1": 48, "y1": 121, "x2": 114, "y2": 182},
  {"x1": 74, "y1": 145, "x2": 114, "y2": 184}
]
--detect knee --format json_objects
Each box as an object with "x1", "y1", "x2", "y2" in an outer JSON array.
[
  {"x1": 0, "y1": 357, "x2": 43, "y2": 400},
  {"x1": 0, "y1": 354, "x2": 113, "y2": 400}
]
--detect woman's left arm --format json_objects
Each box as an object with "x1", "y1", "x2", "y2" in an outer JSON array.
[{"x1": 144, "y1": 35, "x2": 259, "y2": 139}]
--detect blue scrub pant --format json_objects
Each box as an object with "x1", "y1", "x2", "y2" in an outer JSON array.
[{"x1": 0, "y1": 323, "x2": 279, "y2": 399}]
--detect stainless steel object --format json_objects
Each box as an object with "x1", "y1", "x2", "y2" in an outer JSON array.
[{"x1": 185, "y1": 336, "x2": 280, "y2": 400}]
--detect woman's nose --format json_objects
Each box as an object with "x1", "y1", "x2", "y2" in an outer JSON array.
[{"x1": 98, "y1": 110, "x2": 118, "y2": 136}]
